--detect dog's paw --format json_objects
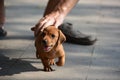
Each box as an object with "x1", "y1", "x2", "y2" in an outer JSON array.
[
  {"x1": 36, "y1": 56, "x2": 40, "y2": 59},
  {"x1": 44, "y1": 66, "x2": 55, "y2": 72},
  {"x1": 49, "y1": 59, "x2": 55, "y2": 65},
  {"x1": 36, "y1": 54, "x2": 40, "y2": 59},
  {"x1": 56, "y1": 62, "x2": 63, "y2": 66}
]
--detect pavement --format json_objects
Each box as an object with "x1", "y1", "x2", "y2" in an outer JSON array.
[{"x1": 0, "y1": 0, "x2": 120, "y2": 80}]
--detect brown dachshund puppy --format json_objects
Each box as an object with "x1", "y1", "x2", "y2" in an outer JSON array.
[{"x1": 31, "y1": 26, "x2": 66, "y2": 72}]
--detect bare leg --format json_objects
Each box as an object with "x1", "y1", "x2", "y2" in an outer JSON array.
[
  {"x1": 0, "y1": 0, "x2": 7, "y2": 37},
  {"x1": 0, "y1": 0, "x2": 5, "y2": 27}
]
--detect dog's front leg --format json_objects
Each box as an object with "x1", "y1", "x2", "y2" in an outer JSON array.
[
  {"x1": 36, "y1": 50, "x2": 40, "y2": 59},
  {"x1": 41, "y1": 58, "x2": 54, "y2": 72},
  {"x1": 56, "y1": 55, "x2": 65, "y2": 66},
  {"x1": 49, "y1": 59, "x2": 55, "y2": 65}
]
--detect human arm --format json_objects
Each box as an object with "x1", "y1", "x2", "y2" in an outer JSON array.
[{"x1": 35, "y1": 0, "x2": 79, "y2": 35}]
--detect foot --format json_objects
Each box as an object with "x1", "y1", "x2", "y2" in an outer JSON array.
[
  {"x1": 58, "y1": 22, "x2": 97, "y2": 45},
  {"x1": 0, "y1": 27, "x2": 7, "y2": 37}
]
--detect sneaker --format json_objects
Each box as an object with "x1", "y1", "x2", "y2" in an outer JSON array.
[
  {"x1": 0, "y1": 27, "x2": 7, "y2": 37},
  {"x1": 58, "y1": 22, "x2": 97, "y2": 45}
]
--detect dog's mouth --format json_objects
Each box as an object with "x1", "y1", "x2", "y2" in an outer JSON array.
[{"x1": 43, "y1": 45, "x2": 53, "y2": 52}]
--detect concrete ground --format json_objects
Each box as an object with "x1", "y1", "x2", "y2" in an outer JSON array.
[{"x1": 0, "y1": 0, "x2": 120, "y2": 80}]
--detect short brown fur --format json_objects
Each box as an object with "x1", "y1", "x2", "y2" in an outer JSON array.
[{"x1": 31, "y1": 26, "x2": 66, "y2": 71}]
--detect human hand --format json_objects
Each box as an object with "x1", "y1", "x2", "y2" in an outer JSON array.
[{"x1": 34, "y1": 11, "x2": 65, "y2": 36}]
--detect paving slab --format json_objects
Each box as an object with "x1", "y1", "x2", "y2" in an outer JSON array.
[{"x1": 0, "y1": 0, "x2": 120, "y2": 80}]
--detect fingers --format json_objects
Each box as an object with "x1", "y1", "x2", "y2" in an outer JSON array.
[
  {"x1": 35, "y1": 17, "x2": 48, "y2": 36},
  {"x1": 35, "y1": 17, "x2": 55, "y2": 35},
  {"x1": 43, "y1": 19, "x2": 55, "y2": 30},
  {"x1": 54, "y1": 20, "x2": 63, "y2": 28},
  {"x1": 54, "y1": 15, "x2": 64, "y2": 28},
  {"x1": 34, "y1": 13, "x2": 64, "y2": 36}
]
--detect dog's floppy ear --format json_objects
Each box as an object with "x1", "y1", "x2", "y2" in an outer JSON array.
[
  {"x1": 58, "y1": 30, "x2": 66, "y2": 44},
  {"x1": 31, "y1": 27, "x2": 36, "y2": 37},
  {"x1": 31, "y1": 23, "x2": 39, "y2": 31},
  {"x1": 31, "y1": 23, "x2": 40, "y2": 37},
  {"x1": 31, "y1": 27, "x2": 36, "y2": 31}
]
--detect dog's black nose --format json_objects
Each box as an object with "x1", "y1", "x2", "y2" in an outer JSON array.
[{"x1": 42, "y1": 40, "x2": 47, "y2": 44}]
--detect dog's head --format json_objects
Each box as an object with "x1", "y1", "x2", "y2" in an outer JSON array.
[{"x1": 33, "y1": 26, "x2": 66, "y2": 52}]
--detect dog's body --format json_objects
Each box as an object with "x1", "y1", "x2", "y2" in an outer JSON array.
[{"x1": 31, "y1": 26, "x2": 66, "y2": 71}]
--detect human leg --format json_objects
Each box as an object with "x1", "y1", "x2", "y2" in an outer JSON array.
[{"x1": 0, "y1": 0, "x2": 7, "y2": 37}]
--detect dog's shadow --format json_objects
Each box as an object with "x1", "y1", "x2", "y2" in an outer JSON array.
[{"x1": 0, "y1": 53, "x2": 43, "y2": 76}]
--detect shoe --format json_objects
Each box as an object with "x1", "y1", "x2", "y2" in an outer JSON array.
[
  {"x1": 58, "y1": 22, "x2": 97, "y2": 45},
  {"x1": 0, "y1": 27, "x2": 7, "y2": 37}
]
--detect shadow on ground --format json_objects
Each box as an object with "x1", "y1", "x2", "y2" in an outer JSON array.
[
  {"x1": 0, "y1": 35, "x2": 34, "y2": 40},
  {"x1": 0, "y1": 53, "x2": 42, "y2": 76}
]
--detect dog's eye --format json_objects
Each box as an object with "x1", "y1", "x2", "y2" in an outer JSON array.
[
  {"x1": 41, "y1": 32, "x2": 46, "y2": 37},
  {"x1": 51, "y1": 34, "x2": 55, "y2": 38}
]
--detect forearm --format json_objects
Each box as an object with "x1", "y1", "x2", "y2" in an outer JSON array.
[
  {"x1": 44, "y1": 0, "x2": 79, "y2": 17},
  {"x1": 56, "y1": 0, "x2": 79, "y2": 16},
  {"x1": 34, "y1": 0, "x2": 79, "y2": 35}
]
